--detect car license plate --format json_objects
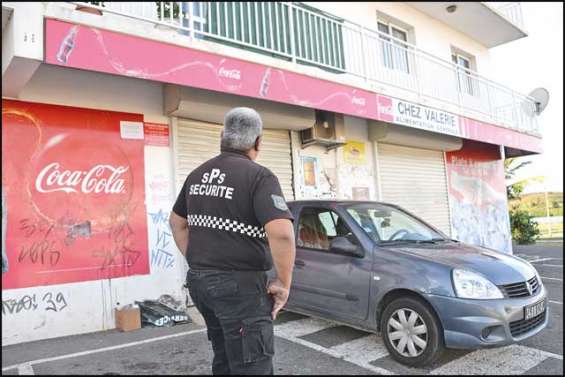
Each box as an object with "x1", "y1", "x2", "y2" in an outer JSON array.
[{"x1": 524, "y1": 299, "x2": 546, "y2": 320}]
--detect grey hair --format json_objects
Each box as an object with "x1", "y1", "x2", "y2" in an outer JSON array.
[{"x1": 221, "y1": 107, "x2": 263, "y2": 151}]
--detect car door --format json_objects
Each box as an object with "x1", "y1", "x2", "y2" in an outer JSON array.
[{"x1": 290, "y1": 205, "x2": 372, "y2": 321}]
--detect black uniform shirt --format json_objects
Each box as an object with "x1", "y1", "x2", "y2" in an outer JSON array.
[{"x1": 172, "y1": 148, "x2": 294, "y2": 271}]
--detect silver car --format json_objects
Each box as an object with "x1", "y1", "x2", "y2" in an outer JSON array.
[{"x1": 272, "y1": 201, "x2": 548, "y2": 367}]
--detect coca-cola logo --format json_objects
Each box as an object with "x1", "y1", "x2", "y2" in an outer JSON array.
[
  {"x1": 218, "y1": 67, "x2": 241, "y2": 80},
  {"x1": 35, "y1": 163, "x2": 129, "y2": 194},
  {"x1": 351, "y1": 97, "x2": 366, "y2": 106},
  {"x1": 217, "y1": 59, "x2": 243, "y2": 92}
]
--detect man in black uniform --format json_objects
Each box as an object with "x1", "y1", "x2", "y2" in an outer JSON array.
[{"x1": 169, "y1": 107, "x2": 296, "y2": 375}]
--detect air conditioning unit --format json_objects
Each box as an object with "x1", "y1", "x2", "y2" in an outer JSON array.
[{"x1": 300, "y1": 111, "x2": 346, "y2": 149}]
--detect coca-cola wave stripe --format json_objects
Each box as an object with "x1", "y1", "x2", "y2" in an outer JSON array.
[{"x1": 2, "y1": 99, "x2": 149, "y2": 289}]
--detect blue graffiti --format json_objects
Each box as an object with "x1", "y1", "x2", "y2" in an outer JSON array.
[
  {"x1": 148, "y1": 210, "x2": 176, "y2": 269},
  {"x1": 148, "y1": 209, "x2": 170, "y2": 226},
  {"x1": 151, "y1": 248, "x2": 175, "y2": 269}
]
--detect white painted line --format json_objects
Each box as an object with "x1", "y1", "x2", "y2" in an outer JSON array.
[
  {"x1": 536, "y1": 264, "x2": 563, "y2": 268},
  {"x1": 274, "y1": 317, "x2": 337, "y2": 338},
  {"x1": 549, "y1": 300, "x2": 563, "y2": 305},
  {"x1": 18, "y1": 363, "x2": 34, "y2": 375},
  {"x1": 430, "y1": 345, "x2": 548, "y2": 375},
  {"x1": 541, "y1": 276, "x2": 563, "y2": 282},
  {"x1": 529, "y1": 257, "x2": 556, "y2": 263},
  {"x1": 537, "y1": 349, "x2": 564, "y2": 361},
  {"x1": 328, "y1": 334, "x2": 389, "y2": 365},
  {"x1": 275, "y1": 331, "x2": 394, "y2": 375},
  {"x1": 1, "y1": 328, "x2": 207, "y2": 372}
]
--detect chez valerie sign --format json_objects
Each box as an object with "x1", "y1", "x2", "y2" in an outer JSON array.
[
  {"x1": 377, "y1": 96, "x2": 461, "y2": 137},
  {"x1": 44, "y1": 18, "x2": 541, "y2": 153}
]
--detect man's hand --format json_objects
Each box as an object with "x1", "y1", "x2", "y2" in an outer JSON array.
[
  {"x1": 264, "y1": 219, "x2": 295, "y2": 320},
  {"x1": 267, "y1": 278, "x2": 289, "y2": 320}
]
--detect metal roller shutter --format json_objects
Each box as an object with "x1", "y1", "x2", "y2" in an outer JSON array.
[
  {"x1": 174, "y1": 118, "x2": 294, "y2": 200},
  {"x1": 377, "y1": 143, "x2": 451, "y2": 236}
]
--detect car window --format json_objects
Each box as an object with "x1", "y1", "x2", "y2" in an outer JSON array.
[
  {"x1": 297, "y1": 208, "x2": 353, "y2": 251},
  {"x1": 346, "y1": 204, "x2": 443, "y2": 243}
]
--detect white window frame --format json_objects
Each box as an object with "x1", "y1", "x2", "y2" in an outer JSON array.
[
  {"x1": 377, "y1": 20, "x2": 411, "y2": 74},
  {"x1": 451, "y1": 52, "x2": 478, "y2": 97}
]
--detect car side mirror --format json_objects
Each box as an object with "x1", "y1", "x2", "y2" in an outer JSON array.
[{"x1": 330, "y1": 237, "x2": 364, "y2": 257}]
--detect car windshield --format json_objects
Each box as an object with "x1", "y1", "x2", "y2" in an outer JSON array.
[{"x1": 344, "y1": 203, "x2": 446, "y2": 244}]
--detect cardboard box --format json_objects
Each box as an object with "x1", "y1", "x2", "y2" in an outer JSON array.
[{"x1": 115, "y1": 307, "x2": 141, "y2": 332}]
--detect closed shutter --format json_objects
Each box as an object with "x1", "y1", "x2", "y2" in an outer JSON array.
[
  {"x1": 175, "y1": 119, "x2": 294, "y2": 200},
  {"x1": 377, "y1": 143, "x2": 451, "y2": 236}
]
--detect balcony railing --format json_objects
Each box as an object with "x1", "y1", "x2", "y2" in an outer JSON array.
[{"x1": 73, "y1": 2, "x2": 540, "y2": 136}]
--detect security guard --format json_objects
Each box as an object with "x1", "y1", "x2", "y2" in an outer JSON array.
[{"x1": 169, "y1": 107, "x2": 296, "y2": 375}]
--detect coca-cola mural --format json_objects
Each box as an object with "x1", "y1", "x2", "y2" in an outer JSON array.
[{"x1": 2, "y1": 100, "x2": 149, "y2": 289}]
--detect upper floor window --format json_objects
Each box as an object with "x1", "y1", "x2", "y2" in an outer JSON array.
[
  {"x1": 451, "y1": 49, "x2": 478, "y2": 97},
  {"x1": 377, "y1": 21, "x2": 410, "y2": 74}
]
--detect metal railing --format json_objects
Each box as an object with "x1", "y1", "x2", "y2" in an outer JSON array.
[{"x1": 73, "y1": 2, "x2": 540, "y2": 136}]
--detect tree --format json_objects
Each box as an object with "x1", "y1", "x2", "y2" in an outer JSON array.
[
  {"x1": 504, "y1": 157, "x2": 532, "y2": 199},
  {"x1": 504, "y1": 158, "x2": 542, "y2": 244}
]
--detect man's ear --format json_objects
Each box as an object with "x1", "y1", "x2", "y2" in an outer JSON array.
[{"x1": 254, "y1": 136, "x2": 261, "y2": 151}]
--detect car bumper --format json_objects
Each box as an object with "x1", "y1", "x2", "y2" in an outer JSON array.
[{"x1": 424, "y1": 285, "x2": 549, "y2": 349}]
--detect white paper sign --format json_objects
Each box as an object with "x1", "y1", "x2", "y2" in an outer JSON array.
[{"x1": 120, "y1": 121, "x2": 144, "y2": 140}]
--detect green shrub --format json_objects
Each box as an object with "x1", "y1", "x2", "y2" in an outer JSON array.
[{"x1": 509, "y1": 210, "x2": 541, "y2": 244}]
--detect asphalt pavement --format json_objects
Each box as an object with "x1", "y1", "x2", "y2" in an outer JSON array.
[{"x1": 2, "y1": 241, "x2": 563, "y2": 375}]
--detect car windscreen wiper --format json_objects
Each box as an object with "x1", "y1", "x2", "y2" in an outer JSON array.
[
  {"x1": 430, "y1": 238, "x2": 449, "y2": 242},
  {"x1": 379, "y1": 239, "x2": 423, "y2": 245},
  {"x1": 379, "y1": 238, "x2": 447, "y2": 245}
]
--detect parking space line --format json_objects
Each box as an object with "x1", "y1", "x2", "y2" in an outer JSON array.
[
  {"x1": 328, "y1": 334, "x2": 389, "y2": 366},
  {"x1": 17, "y1": 363, "x2": 34, "y2": 375},
  {"x1": 275, "y1": 331, "x2": 395, "y2": 375},
  {"x1": 549, "y1": 300, "x2": 563, "y2": 305},
  {"x1": 429, "y1": 345, "x2": 549, "y2": 375},
  {"x1": 536, "y1": 264, "x2": 563, "y2": 268},
  {"x1": 274, "y1": 317, "x2": 337, "y2": 338},
  {"x1": 541, "y1": 276, "x2": 563, "y2": 282},
  {"x1": 529, "y1": 257, "x2": 556, "y2": 263},
  {"x1": 1, "y1": 328, "x2": 207, "y2": 372}
]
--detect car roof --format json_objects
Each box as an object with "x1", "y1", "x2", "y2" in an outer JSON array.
[{"x1": 287, "y1": 200, "x2": 401, "y2": 208}]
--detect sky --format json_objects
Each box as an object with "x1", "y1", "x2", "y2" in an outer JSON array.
[{"x1": 489, "y1": 2, "x2": 563, "y2": 194}]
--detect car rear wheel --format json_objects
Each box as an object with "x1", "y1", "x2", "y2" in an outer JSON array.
[{"x1": 381, "y1": 297, "x2": 444, "y2": 367}]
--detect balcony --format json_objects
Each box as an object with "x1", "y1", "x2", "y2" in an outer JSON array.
[
  {"x1": 484, "y1": 2, "x2": 526, "y2": 31},
  {"x1": 70, "y1": 2, "x2": 540, "y2": 137},
  {"x1": 407, "y1": 2, "x2": 527, "y2": 48}
]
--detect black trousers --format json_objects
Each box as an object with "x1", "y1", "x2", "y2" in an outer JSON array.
[{"x1": 186, "y1": 269, "x2": 275, "y2": 375}]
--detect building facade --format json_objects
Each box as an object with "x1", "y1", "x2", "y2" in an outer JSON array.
[{"x1": 2, "y1": 1, "x2": 543, "y2": 345}]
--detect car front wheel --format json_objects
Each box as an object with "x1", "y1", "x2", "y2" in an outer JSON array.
[{"x1": 381, "y1": 297, "x2": 444, "y2": 367}]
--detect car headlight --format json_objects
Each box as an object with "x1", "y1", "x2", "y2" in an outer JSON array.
[{"x1": 452, "y1": 269, "x2": 504, "y2": 299}]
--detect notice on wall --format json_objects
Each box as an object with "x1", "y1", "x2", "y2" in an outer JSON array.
[
  {"x1": 120, "y1": 121, "x2": 144, "y2": 140},
  {"x1": 377, "y1": 95, "x2": 462, "y2": 137},
  {"x1": 343, "y1": 141, "x2": 366, "y2": 166},
  {"x1": 301, "y1": 156, "x2": 318, "y2": 187},
  {"x1": 144, "y1": 123, "x2": 170, "y2": 147},
  {"x1": 2, "y1": 100, "x2": 149, "y2": 289}
]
